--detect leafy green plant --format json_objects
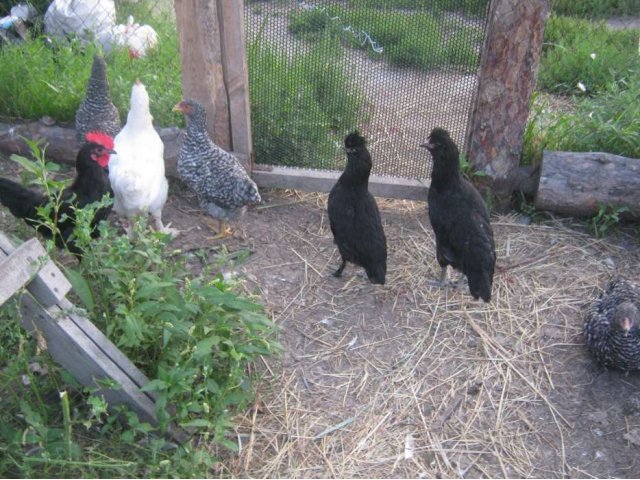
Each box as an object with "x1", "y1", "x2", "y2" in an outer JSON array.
[
  {"x1": 590, "y1": 203, "x2": 629, "y2": 238},
  {"x1": 0, "y1": 140, "x2": 282, "y2": 476}
]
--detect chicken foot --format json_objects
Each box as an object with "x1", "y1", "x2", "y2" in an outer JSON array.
[{"x1": 151, "y1": 210, "x2": 179, "y2": 237}]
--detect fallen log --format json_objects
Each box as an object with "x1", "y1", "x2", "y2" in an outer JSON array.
[
  {"x1": 0, "y1": 118, "x2": 185, "y2": 177},
  {"x1": 0, "y1": 119, "x2": 251, "y2": 174},
  {"x1": 535, "y1": 150, "x2": 640, "y2": 219}
]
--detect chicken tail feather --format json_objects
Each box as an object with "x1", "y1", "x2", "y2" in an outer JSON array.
[{"x1": 0, "y1": 178, "x2": 43, "y2": 219}]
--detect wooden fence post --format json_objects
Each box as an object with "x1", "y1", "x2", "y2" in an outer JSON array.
[
  {"x1": 175, "y1": 0, "x2": 231, "y2": 151},
  {"x1": 217, "y1": 0, "x2": 253, "y2": 170},
  {"x1": 466, "y1": 0, "x2": 551, "y2": 209}
]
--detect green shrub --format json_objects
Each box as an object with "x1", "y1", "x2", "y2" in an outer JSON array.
[
  {"x1": 287, "y1": 5, "x2": 484, "y2": 72},
  {"x1": 0, "y1": 142, "x2": 282, "y2": 477},
  {"x1": 538, "y1": 15, "x2": 640, "y2": 95},
  {"x1": 248, "y1": 34, "x2": 366, "y2": 168}
]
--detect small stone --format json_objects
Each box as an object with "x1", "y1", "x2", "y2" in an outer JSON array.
[{"x1": 604, "y1": 257, "x2": 616, "y2": 270}]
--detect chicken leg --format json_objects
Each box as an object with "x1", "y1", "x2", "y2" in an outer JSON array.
[{"x1": 151, "y1": 210, "x2": 179, "y2": 237}]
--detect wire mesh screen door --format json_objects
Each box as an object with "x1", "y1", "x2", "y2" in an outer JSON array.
[{"x1": 245, "y1": 0, "x2": 490, "y2": 190}]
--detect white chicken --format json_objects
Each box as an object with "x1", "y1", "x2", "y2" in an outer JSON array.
[
  {"x1": 109, "y1": 80, "x2": 176, "y2": 237},
  {"x1": 97, "y1": 15, "x2": 158, "y2": 58}
]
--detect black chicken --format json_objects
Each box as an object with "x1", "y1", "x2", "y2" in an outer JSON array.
[
  {"x1": 327, "y1": 131, "x2": 387, "y2": 284},
  {"x1": 421, "y1": 128, "x2": 496, "y2": 302},
  {"x1": 0, "y1": 132, "x2": 115, "y2": 255},
  {"x1": 584, "y1": 276, "x2": 640, "y2": 371}
]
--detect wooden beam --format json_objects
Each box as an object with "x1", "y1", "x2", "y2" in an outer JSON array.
[
  {"x1": 217, "y1": 0, "x2": 253, "y2": 172},
  {"x1": 0, "y1": 238, "x2": 49, "y2": 307},
  {"x1": 466, "y1": 0, "x2": 551, "y2": 209},
  {"x1": 175, "y1": 0, "x2": 231, "y2": 150},
  {"x1": 253, "y1": 166, "x2": 430, "y2": 201},
  {"x1": 535, "y1": 151, "x2": 640, "y2": 219},
  {"x1": 0, "y1": 232, "x2": 71, "y2": 307}
]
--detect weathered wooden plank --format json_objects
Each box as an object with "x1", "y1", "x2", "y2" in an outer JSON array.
[
  {"x1": 534, "y1": 150, "x2": 640, "y2": 219},
  {"x1": 218, "y1": 0, "x2": 253, "y2": 172},
  {"x1": 253, "y1": 166, "x2": 430, "y2": 201},
  {"x1": 0, "y1": 232, "x2": 71, "y2": 306},
  {"x1": 20, "y1": 294, "x2": 159, "y2": 423},
  {"x1": 20, "y1": 295, "x2": 190, "y2": 442},
  {"x1": 175, "y1": 0, "x2": 231, "y2": 150},
  {"x1": 466, "y1": 0, "x2": 551, "y2": 209},
  {"x1": 0, "y1": 238, "x2": 49, "y2": 307}
]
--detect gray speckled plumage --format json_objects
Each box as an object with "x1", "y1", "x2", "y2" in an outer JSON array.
[
  {"x1": 75, "y1": 54, "x2": 121, "y2": 147},
  {"x1": 584, "y1": 276, "x2": 640, "y2": 371},
  {"x1": 176, "y1": 99, "x2": 261, "y2": 221}
]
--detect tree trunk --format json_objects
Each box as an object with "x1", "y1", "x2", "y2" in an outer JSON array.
[
  {"x1": 466, "y1": 0, "x2": 551, "y2": 210},
  {"x1": 535, "y1": 150, "x2": 640, "y2": 219}
]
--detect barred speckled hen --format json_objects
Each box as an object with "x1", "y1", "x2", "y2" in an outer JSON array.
[
  {"x1": 584, "y1": 276, "x2": 640, "y2": 371},
  {"x1": 75, "y1": 54, "x2": 121, "y2": 147},
  {"x1": 173, "y1": 99, "x2": 261, "y2": 236}
]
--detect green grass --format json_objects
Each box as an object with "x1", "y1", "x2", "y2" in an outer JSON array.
[
  {"x1": 538, "y1": 15, "x2": 640, "y2": 95},
  {"x1": 552, "y1": 0, "x2": 640, "y2": 19},
  {"x1": 523, "y1": 77, "x2": 640, "y2": 165},
  {"x1": 248, "y1": 33, "x2": 366, "y2": 167},
  {"x1": 288, "y1": 5, "x2": 485, "y2": 71},
  {"x1": 0, "y1": 1, "x2": 183, "y2": 127},
  {"x1": 348, "y1": 0, "x2": 490, "y2": 16}
]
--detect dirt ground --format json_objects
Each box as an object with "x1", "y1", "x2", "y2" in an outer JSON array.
[
  {"x1": 1, "y1": 152, "x2": 640, "y2": 478},
  {"x1": 150, "y1": 182, "x2": 640, "y2": 479}
]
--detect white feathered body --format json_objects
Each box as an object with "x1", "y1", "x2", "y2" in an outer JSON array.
[{"x1": 109, "y1": 82, "x2": 168, "y2": 219}]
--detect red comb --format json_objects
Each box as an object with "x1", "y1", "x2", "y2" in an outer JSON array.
[{"x1": 85, "y1": 131, "x2": 114, "y2": 150}]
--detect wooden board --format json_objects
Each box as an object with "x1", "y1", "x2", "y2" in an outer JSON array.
[
  {"x1": 175, "y1": 0, "x2": 231, "y2": 150},
  {"x1": 253, "y1": 165, "x2": 430, "y2": 201},
  {"x1": 535, "y1": 150, "x2": 640, "y2": 219},
  {"x1": 218, "y1": 0, "x2": 253, "y2": 171},
  {"x1": 0, "y1": 238, "x2": 49, "y2": 307},
  {"x1": 0, "y1": 232, "x2": 71, "y2": 307},
  {"x1": 0, "y1": 231, "x2": 189, "y2": 442}
]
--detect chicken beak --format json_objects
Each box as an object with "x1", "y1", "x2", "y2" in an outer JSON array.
[
  {"x1": 420, "y1": 140, "x2": 435, "y2": 150},
  {"x1": 108, "y1": 148, "x2": 117, "y2": 155},
  {"x1": 172, "y1": 102, "x2": 183, "y2": 113}
]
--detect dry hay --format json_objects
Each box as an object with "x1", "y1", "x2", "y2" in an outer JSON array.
[{"x1": 213, "y1": 190, "x2": 639, "y2": 479}]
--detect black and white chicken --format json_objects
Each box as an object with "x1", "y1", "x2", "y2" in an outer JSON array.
[
  {"x1": 173, "y1": 99, "x2": 261, "y2": 237},
  {"x1": 327, "y1": 131, "x2": 387, "y2": 284},
  {"x1": 584, "y1": 276, "x2": 640, "y2": 371},
  {"x1": 75, "y1": 54, "x2": 121, "y2": 147},
  {"x1": 421, "y1": 128, "x2": 496, "y2": 302}
]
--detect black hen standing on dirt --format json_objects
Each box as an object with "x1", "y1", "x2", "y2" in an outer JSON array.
[
  {"x1": 584, "y1": 276, "x2": 640, "y2": 371},
  {"x1": 75, "y1": 54, "x2": 121, "y2": 147},
  {"x1": 0, "y1": 132, "x2": 115, "y2": 255},
  {"x1": 328, "y1": 131, "x2": 387, "y2": 284},
  {"x1": 421, "y1": 128, "x2": 495, "y2": 302},
  {"x1": 173, "y1": 99, "x2": 261, "y2": 236}
]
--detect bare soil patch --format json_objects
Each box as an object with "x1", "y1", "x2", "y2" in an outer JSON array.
[
  {"x1": 168, "y1": 186, "x2": 640, "y2": 478},
  {"x1": 2, "y1": 149, "x2": 640, "y2": 478}
]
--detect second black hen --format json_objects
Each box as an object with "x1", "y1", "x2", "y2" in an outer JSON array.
[
  {"x1": 328, "y1": 131, "x2": 387, "y2": 284},
  {"x1": 421, "y1": 128, "x2": 496, "y2": 302},
  {"x1": 0, "y1": 132, "x2": 115, "y2": 255}
]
